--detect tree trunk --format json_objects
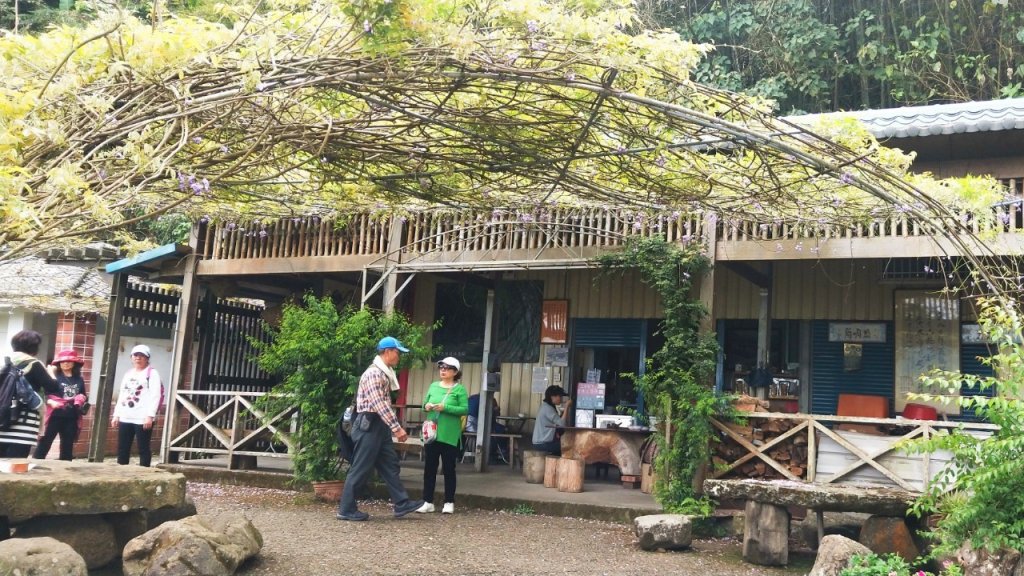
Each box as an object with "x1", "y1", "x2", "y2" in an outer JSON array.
[
  {"x1": 557, "y1": 457, "x2": 585, "y2": 493},
  {"x1": 523, "y1": 450, "x2": 547, "y2": 484},
  {"x1": 543, "y1": 456, "x2": 560, "y2": 488}
]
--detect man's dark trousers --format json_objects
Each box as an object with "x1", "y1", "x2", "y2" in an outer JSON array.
[{"x1": 338, "y1": 413, "x2": 415, "y2": 515}]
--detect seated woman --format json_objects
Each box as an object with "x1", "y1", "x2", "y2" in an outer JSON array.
[
  {"x1": 531, "y1": 385, "x2": 572, "y2": 455},
  {"x1": 466, "y1": 393, "x2": 507, "y2": 461}
]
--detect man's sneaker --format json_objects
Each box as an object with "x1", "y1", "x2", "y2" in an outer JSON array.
[
  {"x1": 442, "y1": 503, "x2": 454, "y2": 514},
  {"x1": 336, "y1": 510, "x2": 369, "y2": 521},
  {"x1": 394, "y1": 499, "x2": 426, "y2": 518},
  {"x1": 415, "y1": 502, "x2": 435, "y2": 513}
]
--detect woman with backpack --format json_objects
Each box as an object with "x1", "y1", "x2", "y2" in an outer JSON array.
[
  {"x1": 111, "y1": 344, "x2": 163, "y2": 467},
  {"x1": 0, "y1": 330, "x2": 59, "y2": 458},
  {"x1": 34, "y1": 349, "x2": 88, "y2": 461}
]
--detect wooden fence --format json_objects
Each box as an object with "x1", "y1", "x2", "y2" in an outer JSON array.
[
  {"x1": 196, "y1": 202, "x2": 1024, "y2": 263},
  {"x1": 710, "y1": 412, "x2": 997, "y2": 493}
]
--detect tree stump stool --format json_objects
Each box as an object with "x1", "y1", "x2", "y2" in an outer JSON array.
[
  {"x1": 557, "y1": 457, "x2": 585, "y2": 493},
  {"x1": 543, "y1": 456, "x2": 560, "y2": 488},
  {"x1": 523, "y1": 450, "x2": 547, "y2": 484}
]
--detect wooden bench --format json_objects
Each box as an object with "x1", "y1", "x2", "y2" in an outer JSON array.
[
  {"x1": 704, "y1": 479, "x2": 918, "y2": 566},
  {"x1": 462, "y1": 432, "x2": 522, "y2": 468}
]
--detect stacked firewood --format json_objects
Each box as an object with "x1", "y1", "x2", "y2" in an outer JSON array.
[{"x1": 712, "y1": 398, "x2": 809, "y2": 480}]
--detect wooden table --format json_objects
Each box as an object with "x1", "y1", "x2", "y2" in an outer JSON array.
[
  {"x1": 496, "y1": 416, "x2": 534, "y2": 434},
  {"x1": 558, "y1": 426, "x2": 652, "y2": 487},
  {"x1": 462, "y1": 432, "x2": 522, "y2": 468}
]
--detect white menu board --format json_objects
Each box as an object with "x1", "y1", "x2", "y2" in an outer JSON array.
[{"x1": 895, "y1": 291, "x2": 960, "y2": 414}]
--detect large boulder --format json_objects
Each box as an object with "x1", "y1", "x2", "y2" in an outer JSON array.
[
  {"x1": 858, "y1": 516, "x2": 919, "y2": 561},
  {"x1": 0, "y1": 536, "x2": 88, "y2": 575},
  {"x1": 633, "y1": 514, "x2": 692, "y2": 551},
  {"x1": 122, "y1": 514, "x2": 262, "y2": 576},
  {"x1": 808, "y1": 535, "x2": 872, "y2": 576},
  {"x1": 956, "y1": 542, "x2": 1022, "y2": 576},
  {"x1": 14, "y1": 514, "x2": 119, "y2": 569}
]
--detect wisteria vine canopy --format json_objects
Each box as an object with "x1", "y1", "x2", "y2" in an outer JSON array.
[{"x1": 0, "y1": 0, "x2": 1006, "y2": 262}]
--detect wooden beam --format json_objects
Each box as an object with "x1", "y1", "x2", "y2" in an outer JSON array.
[
  {"x1": 722, "y1": 262, "x2": 771, "y2": 288},
  {"x1": 88, "y1": 272, "x2": 128, "y2": 462}
]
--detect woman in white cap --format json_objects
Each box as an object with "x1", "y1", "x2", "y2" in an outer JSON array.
[
  {"x1": 417, "y1": 356, "x2": 469, "y2": 514},
  {"x1": 110, "y1": 344, "x2": 163, "y2": 466}
]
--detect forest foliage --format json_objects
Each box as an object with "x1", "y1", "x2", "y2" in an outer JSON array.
[{"x1": 641, "y1": 0, "x2": 1024, "y2": 113}]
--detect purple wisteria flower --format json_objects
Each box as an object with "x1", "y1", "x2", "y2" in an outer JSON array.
[
  {"x1": 191, "y1": 136, "x2": 202, "y2": 144},
  {"x1": 526, "y1": 20, "x2": 539, "y2": 34},
  {"x1": 363, "y1": 20, "x2": 372, "y2": 33},
  {"x1": 654, "y1": 155, "x2": 667, "y2": 168},
  {"x1": 565, "y1": 70, "x2": 576, "y2": 82},
  {"x1": 220, "y1": 145, "x2": 230, "y2": 154},
  {"x1": 840, "y1": 172, "x2": 855, "y2": 185}
]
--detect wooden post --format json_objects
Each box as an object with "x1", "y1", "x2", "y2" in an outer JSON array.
[
  {"x1": 88, "y1": 272, "x2": 128, "y2": 462},
  {"x1": 557, "y1": 457, "x2": 584, "y2": 493},
  {"x1": 160, "y1": 249, "x2": 201, "y2": 466},
  {"x1": 640, "y1": 462, "x2": 655, "y2": 494},
  {"x1": 743, "y1": 500, "x2": 790, "y2": 566},
  {"x1": 543, "y1": 456, "x2": 560, "y2": 488},
  {"x1": 523, "y1": 450, "x2": 547, "y2": 484}
]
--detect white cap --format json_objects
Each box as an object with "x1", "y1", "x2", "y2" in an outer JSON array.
[
  {"x1": 437, "y1": 356, "x2": 461, "y2": 371},
  {"x1": 131, "y1": 344, "x2": 151, "y2": 358}
]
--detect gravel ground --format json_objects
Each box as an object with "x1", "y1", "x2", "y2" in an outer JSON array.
[{"x1": 189, "y1": 482, "x2": 814, "y2": 576}]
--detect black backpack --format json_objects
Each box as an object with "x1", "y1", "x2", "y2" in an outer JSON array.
[{"x1": 0, "y1": 358, "x2": 44, "y2": 430}]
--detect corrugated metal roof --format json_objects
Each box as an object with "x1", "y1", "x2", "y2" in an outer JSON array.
[{"x1": 787, "y1": 98, "x2": 1024, "y2": 139}]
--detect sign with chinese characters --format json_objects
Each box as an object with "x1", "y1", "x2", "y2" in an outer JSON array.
[
  {"x1": 545, "y1": 346, "x2": 569, "y2": 367},
  {"x1": 576, "y1": 382, "x2": 606, "y2": 410},
  {"x1": 895, "y1": 291, "x2": 960, "y2": 414},
  {"x1": 531, "y1": 366, "x2": 550, "y2": 394},
  {"x1": 828, "y1": 322, "x2": 887, "y2": 343},
  {"x1": 961, "y1": 324, "x2": 1003, "y2": 345}
]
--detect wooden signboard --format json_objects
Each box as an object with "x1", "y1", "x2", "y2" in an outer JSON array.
[{"x1": 894, "y1": 291, "x2": 960, "y2": 414}]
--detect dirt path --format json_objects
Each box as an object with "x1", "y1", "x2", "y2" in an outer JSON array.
[{"x1": 190, "y1": 483, "x2": 814, "y2": 576}]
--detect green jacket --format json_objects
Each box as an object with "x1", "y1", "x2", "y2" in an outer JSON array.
[{"x1": 423, "y1": 381, "x2": 469, "y2": 447}]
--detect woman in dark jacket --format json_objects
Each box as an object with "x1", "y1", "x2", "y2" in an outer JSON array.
[
  {"x1": 0, "y1": 330, "x2": 60, "y2": 458},
  {"x1": 34, "y1": 349, "x2": 88, "y2": 460}
]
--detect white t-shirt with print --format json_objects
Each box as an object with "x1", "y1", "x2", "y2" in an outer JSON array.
[{"x1": 113, "y1": 367, "x2": 162, "y2": 424}]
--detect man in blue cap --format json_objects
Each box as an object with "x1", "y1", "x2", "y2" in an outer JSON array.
[{"x1": 337, "y1": 336, "x2": 428, "y2": 520}]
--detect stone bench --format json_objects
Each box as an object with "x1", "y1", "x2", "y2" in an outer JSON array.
[
  {"x1": 703, "y1": 478, "x2": 918, "y2": 566},
  {"x1": 1, "y1": 460, "x2": 188, "y2": 565}
]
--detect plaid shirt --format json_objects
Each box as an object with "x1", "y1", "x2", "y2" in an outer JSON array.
[{"x1": 355, "y1": 364, "x2": 401, "y2": 433}]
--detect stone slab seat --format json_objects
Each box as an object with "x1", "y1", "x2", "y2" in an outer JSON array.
[
  {"x1": 703, "y1": 479, "x2": 919, "y2": 567},
  {"x1": 0, "y1": 460, "x2": 188, "y2": 523}
]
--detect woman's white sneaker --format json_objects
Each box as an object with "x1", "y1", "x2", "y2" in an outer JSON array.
[
  {"x1": 441, "y1": 503, "x2": 454, "y2": 514},
  {"x1": 416, "y1": 502, "x2": 435, "y2": 513}
]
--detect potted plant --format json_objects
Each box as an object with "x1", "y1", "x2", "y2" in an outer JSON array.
[{"x1": 252, "y1": 293, "x2": 432, "y2": 496}]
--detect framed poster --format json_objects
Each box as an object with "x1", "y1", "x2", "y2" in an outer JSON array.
[
  {"x1": 541, "y1": 300, "x2": 569, "y2": 344},
  {"x1": 895, "y1": 291, "x2": 960, "y2": 414},
  {"x1": 545, "y1": 346, "x2": 569, "y2": 367}
]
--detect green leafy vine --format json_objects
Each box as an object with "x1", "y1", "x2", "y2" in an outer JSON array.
[{"x1": 597, "y1": 237, "x2": 726, "y2": 514}]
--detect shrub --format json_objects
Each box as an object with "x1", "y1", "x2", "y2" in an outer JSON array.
[{"x1": 251, "y1": 293, "x2": 433, "y2": 484}]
